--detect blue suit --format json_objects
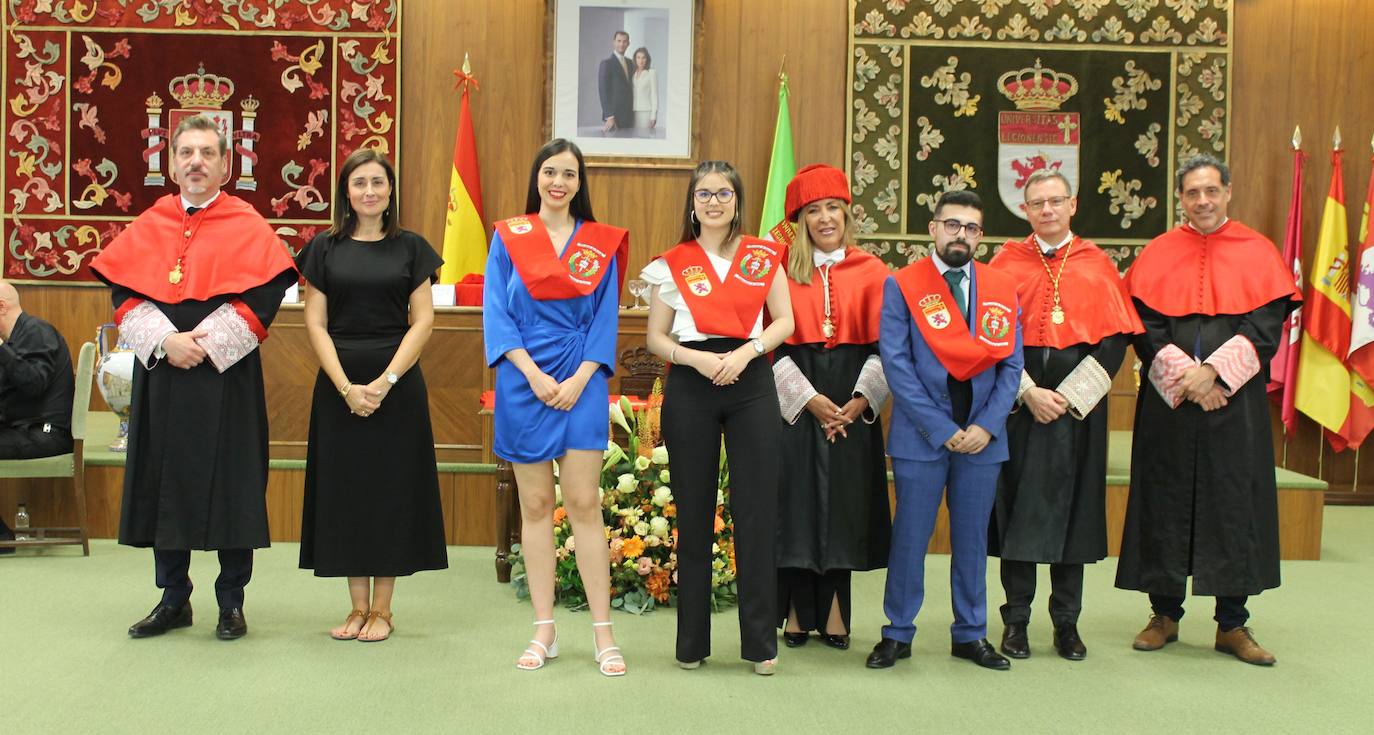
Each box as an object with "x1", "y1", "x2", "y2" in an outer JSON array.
[{"x1": 877, "y1": 263, "x2": 1023, "y2": 644}]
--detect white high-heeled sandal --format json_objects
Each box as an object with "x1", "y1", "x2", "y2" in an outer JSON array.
[
  {"x1": 516, "y1": 619, "x2": 559, "y2": 670},
  {"x1": 592, "y1": 621, "x2": 626, "y2": 677}
]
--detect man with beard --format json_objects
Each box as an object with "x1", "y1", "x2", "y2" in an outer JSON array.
[
  {"x1": 866, "y1": 190, "x2": 1023, "y2": 671},
  {"x1": 90, "y1": 114, "x2": 296, "y2": 640}
]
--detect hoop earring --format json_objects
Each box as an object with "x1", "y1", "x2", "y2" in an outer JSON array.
[{"x1": 690, "y1": 210, "x2": 698, "y2": 224}]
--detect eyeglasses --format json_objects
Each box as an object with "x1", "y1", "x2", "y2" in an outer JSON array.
[
  {"x1": 693, "y1": 189, "x2": 735, "y2": 204},
  {"x1": 933, "y1": 219, "x2": 983, "y2": 237},
  {"x1": 1025, "y1": 196, "x2": 1070, "y2": 209}
]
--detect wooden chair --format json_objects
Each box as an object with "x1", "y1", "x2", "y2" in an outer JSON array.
[{"x1": 0, "y1": 341, "x2": 95, "y2": 556}]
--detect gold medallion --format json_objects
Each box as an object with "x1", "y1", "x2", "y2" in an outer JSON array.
[
  {"x1": 1051, "y1": 305, "x2": 1065, "y2": 324},
  {"x1": 822, "y1": 318, "x2": 835, "y2": 338},
  {"x1": 169, "y1": 261, "x2": 183, "y2": 285}
]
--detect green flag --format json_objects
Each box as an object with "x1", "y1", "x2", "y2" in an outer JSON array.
[{"x1": 759, "y1": 74, "x2": 795, "y2": 236}]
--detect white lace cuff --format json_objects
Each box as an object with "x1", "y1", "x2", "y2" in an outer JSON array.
[
  {"x1": 1056, "y1": 355, "x2": 1113, "y2": 420},
  {"x1": 118, "y1": 301, "x2": 176, "y2": 369},
  {"x1": 194, "y1": 303, "x2": 262, "y2": 373},
  {"x1": 853, "y1": 354, "x2": 889, "y2": 424},
  {"x1": 1148, "y1": 344, "x2": 1196, "y2": 409},
  {"x1": 1015, "y1": 369, "x2": 1036, "y2": 406},
  {"x1": 773, "y1": 355, "x2": 818, "y2": 425},
  {"x1": 1203, "y1": 335, "x2": 1260, "y2": 397}
]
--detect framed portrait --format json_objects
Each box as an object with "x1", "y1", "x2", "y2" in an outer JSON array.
[{"x1": 546, "y1": 0, "x2": 702, "y2": 168}]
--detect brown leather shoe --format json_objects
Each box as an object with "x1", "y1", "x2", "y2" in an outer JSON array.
[
  {"x1": 1214, "y1": 626, "x2": 1276, "y2": 666},
  {"x1": 1132, "y1": 614, "x2": 1179, "y2": 651}
]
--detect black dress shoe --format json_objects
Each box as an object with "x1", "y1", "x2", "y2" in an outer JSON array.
[
  {"x1": 951, "y1": 639, "x2": 1011, "y2": 670},
  {"x1": 820, "y1": 633, "x2": 851, "y2": 650},
  {"x1": 1053, "y1": 623, "x2": 1087, "y2": 660},
  {"x1": 128, "y1": 602, "x2": 193, "y2": 638},
  {"x1": 865, "y1": 637, "x2": 911, "y2": 668},
  {"x1": 783, "y1": 631, "x2": 809, "y2": 647},
  {"x1": 216, "y1": 607, "x2": 248, "y2": 640},
  {"x1": 1000, "y1": 622, "x2": 1030, "y2": 659}
]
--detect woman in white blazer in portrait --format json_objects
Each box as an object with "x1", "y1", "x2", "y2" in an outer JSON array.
[{"x1": 631, "y1": 46, "x2": 658, "y2": 134}]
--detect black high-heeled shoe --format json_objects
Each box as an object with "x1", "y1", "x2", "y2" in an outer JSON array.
[
  {"x1": 783, "y1": 631, "x2": 809, "y2": 647},
  {"x1": 819, "y1": 633, "x2": 850, "y2": 650}
]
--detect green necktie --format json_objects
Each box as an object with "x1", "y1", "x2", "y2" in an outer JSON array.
[{"x1": 943, "y1": 268, "x2": 967, "y2": 323}]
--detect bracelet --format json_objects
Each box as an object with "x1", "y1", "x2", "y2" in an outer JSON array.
[
  {"x1": 339, "y1": 382, "x2": 352, "y2": 399},
  {"x1": 669, "y1": 346, "x2": 678, "y2": 363}
]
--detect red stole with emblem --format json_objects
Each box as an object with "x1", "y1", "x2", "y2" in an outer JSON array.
[
  {"x1": 894, "y1": 258, "x2": 1018, "y2": 381},
  {"x1": 786, "y1": 247, "x2": 889, "y2": 347},
  {"x1": 988, "y1": 236, "x2": 1143, "y2": 348},
  {"x1": 661, "y1": 237, "x2": 784, "y2": 339},
  {"x1": 497, "y1": 215, "x2": 629, "y2": 300}
]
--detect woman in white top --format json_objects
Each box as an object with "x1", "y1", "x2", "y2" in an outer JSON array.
[
  {"x1": 640, "y1": 160, "x2": 794, "y2": 675},
  {"x1": 631, "y1": 47, "x2": 657, "y2": 133}
]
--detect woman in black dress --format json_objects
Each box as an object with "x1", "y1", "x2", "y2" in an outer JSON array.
[
  {"x1": 297, "y1": 149, "x2": 447, "y2": 642},
  {"x1": 771, "y1": 165, "x2": 891, "y2": 651}
]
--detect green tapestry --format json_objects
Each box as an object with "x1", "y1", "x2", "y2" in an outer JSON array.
[{"x1": 847, "y1": 0, "x2": 1232, "y2": 271}]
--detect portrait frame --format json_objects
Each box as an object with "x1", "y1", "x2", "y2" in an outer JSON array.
[{"x1": 544, "y1": 0, "x2": 703, "y2": 169}]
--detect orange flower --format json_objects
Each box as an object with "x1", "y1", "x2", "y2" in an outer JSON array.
[
  {"x1": 664, "y1": 503, "x2": 676, "y2": 518},
  {"x1": 622, "y1": 536, "x2": 646, "y2": 559},
  {"x1": 713, "y1": 514, "x2": 725, "y2": 533},
  {"x1": 646, "y1": 568, "x2": 671, "y2": 603},
  {"x1": 552, "y1": 507, "x2": 567, "y2": 525}
]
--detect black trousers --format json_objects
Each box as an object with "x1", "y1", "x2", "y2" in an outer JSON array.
[
  {"x1": 154, "y1": 548, "x2": 254, "y2": 609},
  {"x1": 662, "y1": 339, "x2": 779, "y2": 663},
  {"x1": 778, "y1": 568, "x2": 851, "y2": 634},
  {"x1": 1149, "y1": 593, "x2": 1250, "y2": 631},
  {"x1": 999, "y1": 559, "x2": 1083, "y2": 626}
]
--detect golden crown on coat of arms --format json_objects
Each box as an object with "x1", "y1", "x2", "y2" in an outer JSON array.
[
  {"x1": 997, "y1": 59, "x2": 1078, "y2": 112},
  {"x1": 682, "y1": 265, "x2": 705, "y2": 278},
  {"x1": 169, "y1": 63, "x2": 235, "y2": 109},
  {"x1": 919, "y1": 294, "x2": 944, "y2": 309}
]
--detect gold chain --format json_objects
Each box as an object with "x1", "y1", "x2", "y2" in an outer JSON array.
[{"x1": 1035, "y1": 239, "x2": 1072, "y2": 324}]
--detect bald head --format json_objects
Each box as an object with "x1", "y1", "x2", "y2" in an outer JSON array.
[{"x1": 0, "y1": 281, "x2": 18, "y2": 307}]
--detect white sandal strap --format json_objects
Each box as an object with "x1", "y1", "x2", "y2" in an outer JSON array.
[
  {"x1": 532, "y1": 619, "x2": 555, "y2": 626},
  {"x1": 527, "y1": 639, "x2": 550, "y2": 655},
  {"x1": 592, "y1": 621, "x2": 614, "y2": 627},
  {"x1": 595, "y1": 645, "x2": 622, "y2": 661}
]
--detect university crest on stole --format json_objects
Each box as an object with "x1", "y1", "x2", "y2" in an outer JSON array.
[
  {"x1": 567, "y1": 244, "x2": 602, "y2": 279},
  {"x1": 920, "y1": 294, "x2": 951, "y2": 329},
  {"x1": 979, "y1": 301, "x2": 1013, "y2": 346},
  {"x1": 682, "y1": 265, "x2": 711, "y2": 296},
  {"x1": 508, "y1": 217, "x2": 533, "y2": 235},
  {"x1": 737, "y1": 244, "x2": 775, "y2": 283},
  {"x1": 996, "y1": 60, "x2": 1079, "y2": 219}
]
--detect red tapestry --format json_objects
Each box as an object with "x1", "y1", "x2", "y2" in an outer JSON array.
[{"x1": 1, "y1": 0, "x2": 401, "y2": 283}]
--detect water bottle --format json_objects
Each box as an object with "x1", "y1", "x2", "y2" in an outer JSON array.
[{"x1": 14, "y1": 503, "x2": 29, "y2": 541}]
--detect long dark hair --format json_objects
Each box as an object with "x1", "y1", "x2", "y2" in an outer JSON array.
[
  {"x1": 329, "y1": 148, "x2": 401, "y2": 239},
  {"x1": 678, "y1": 160, "x2": 744, "y2": 244},
  {"x1": 524, "y1": 139, "x2": 596, "y2": 222}
]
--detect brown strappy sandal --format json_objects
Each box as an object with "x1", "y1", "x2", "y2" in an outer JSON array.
[
  {"x1": 330, "y1": 609, "x2": 368, "y2": 641},
  {"x1": 357, "y1": 610, "x2": 394, "y2": 642}
]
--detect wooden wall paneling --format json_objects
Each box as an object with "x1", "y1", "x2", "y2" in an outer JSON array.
[
  {"x1": 455, "y1": 472, "x2": 497, "y2": 546},
  {"x1": 265, "y1": 468, "x2": 305, "y2": 543}
]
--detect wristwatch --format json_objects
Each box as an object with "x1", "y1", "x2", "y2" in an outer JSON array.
[
  {"x1": 385, "y1": 372, "x2": 399, "y2": 385},
  {"x1": 750, "y1": 338, "x2": 766, "y2": 355}
]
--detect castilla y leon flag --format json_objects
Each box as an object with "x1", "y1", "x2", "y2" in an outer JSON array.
[
  {"x1": 439, "y1": 60, "x2": 486, "y2": 284},
  {"x1": 1339, "y1": 149, "x2": 1374, "y2": 448},
  {"x1": 1294, "y1": 146, "x2": 1368, "y2": 450},
  {"x1": 1268, "y1": 144, "x2": 1304, "y2": 436}
]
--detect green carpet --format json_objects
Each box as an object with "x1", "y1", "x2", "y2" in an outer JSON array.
[{"x1": 2, "y1": 508, "x2": 1370, "y2": 734}]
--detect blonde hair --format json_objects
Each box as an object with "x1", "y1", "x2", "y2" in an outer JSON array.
[{"x1": 785, "y1": 199, "x2": 857, "y2": 285}]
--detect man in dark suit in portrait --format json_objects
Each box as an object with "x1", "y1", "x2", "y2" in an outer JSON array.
[{"x1": 597, "y1": 30, "x2": 634, "y2": 136}]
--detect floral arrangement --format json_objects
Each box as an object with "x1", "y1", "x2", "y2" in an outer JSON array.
[{"x1": 510, "y1": 382, "x2": 737, "y2": 614}]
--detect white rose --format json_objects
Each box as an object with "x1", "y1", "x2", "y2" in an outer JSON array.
[
  {"x1": 658, "y1": 469, "x2": 671, "y2": 484},
  {"x1": 633, "y1": 521, "x2": 650, "y2": 537},
  {"x1": 652, "y1": 486, "x2": 672, "y2": 507},
  {"x1": 634, "y1": 455, "x2": 651, "y2": 472},
  {"x1": 649, "y1": 516, "x2": 670, "y2": 539},
  {"x1": 616, "y1": 473, "x2": 636, "y2": 494},
  {"x1": 565, "y1": 535, "x2": 576, "y2": 552},
  {"x1": 645, "y1": 534, "x2": 661, "y2": 547},
  {"x1": 651, "y1": 445, "x2": 670, "y2": 465},
  {"x1": 712, "y1": 558, "x2": 725, "y2": 571},
  {"x1": 711, "y1": 543, "x2": 720, "y2": 555}
]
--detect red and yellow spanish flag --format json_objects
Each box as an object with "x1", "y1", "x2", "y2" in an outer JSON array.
[
  {"x1": 1294, "y1": 147, "x2": 1362, "y2": 449},
  {"x1": 439, "y1": 60, "x2": 486, "y2": 283}
]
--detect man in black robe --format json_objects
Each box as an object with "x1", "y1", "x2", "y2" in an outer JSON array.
[
  {"x1": 1117, "y1": 155, "x2": 1300, "y2": 666},
  {"x1": 987, "y1": 170, "x2": 1142, "y2": 661},
  {"x1": 89, "y1": 115, "x2": 296, "y2": 640},
  {"x1": 0, "y1": 281, "x2": 74, "y2": 554}
]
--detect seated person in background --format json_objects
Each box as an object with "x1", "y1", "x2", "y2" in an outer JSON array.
[{"x1": 0, "y1": 280, "x2": 75, "y2": 551}]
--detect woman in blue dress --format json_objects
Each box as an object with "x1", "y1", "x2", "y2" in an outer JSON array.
[{"x1": 483, "y1": 139, "x2": 629, "y2": 676}]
